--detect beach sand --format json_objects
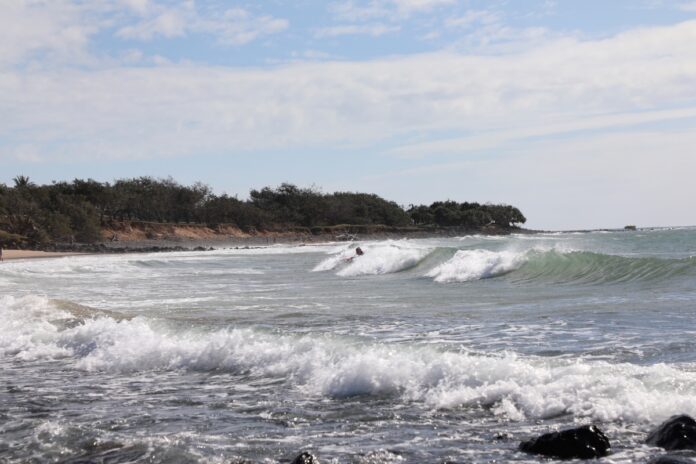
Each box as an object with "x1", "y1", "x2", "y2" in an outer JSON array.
[{"x1": 2, "y1": 250, "x2": 85, "y2": 261}]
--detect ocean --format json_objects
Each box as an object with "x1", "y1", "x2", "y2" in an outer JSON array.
[{"x1": 2, "y1": 228, "x2": 696, "y2": 463}]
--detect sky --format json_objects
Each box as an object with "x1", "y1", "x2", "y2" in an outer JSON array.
[{"x1": 2, "y1": 0, "x2": 696, "y2": 230}]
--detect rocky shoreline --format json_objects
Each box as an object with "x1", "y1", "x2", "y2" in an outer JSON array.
[
  {"x1": 288, "y1": 415, "x2": 696, "y2": 463},
  {"x1": 13, "y1": 224, "x2": 534, "y2": 255}
]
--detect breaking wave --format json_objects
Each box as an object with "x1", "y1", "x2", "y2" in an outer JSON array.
[
  {"x1": 317, "y1": 245, "x2": 696, "y2": 285},
  {"x1": 426, "y1": 249, "x2": 525, "y2": 282},
  {"x1": 3, "y1": 295, "x2": 696, "y2": 424},
  {"x1": 312, "y1": 242, "x2": 433, "y2": 276}
]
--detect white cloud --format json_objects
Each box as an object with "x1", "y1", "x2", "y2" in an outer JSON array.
[
  {"x1": 316, "y1": 23, "x2": 399, "y2": 37},
  {"x1": 446, "y1": 10, "x2": 500, "y2": 29},
  {"x1": 0, "y1": 1, "x2": 288, "y2": 68},
  {"x1": 201, "y1": 8, "x2": 289, "y2": 46},
  {"x1": 392, "y1": 0, "x2": 455, "y2": 13},
  {"x1": 3, "y1": 17, "x2": 696, "y2": 233},
  {"x1": 120, "y1": 0, "x2": 151, "y2": 16},
  {"x1": 117, "y1": 9, "x2": 187, "y2": 39},
  {"x1": 363, "y1": 128, "x2": 696, "y2": 229},
  {"x1": 387, "y1": 107, "x2": 696, "y2": 158},
  {"x1": 330, "y1": 0, "x2": 455, "y2": 21},
  {"x1": 3, "y1": 5, "x2": 696, "y2": 227},
  {"x1": 330, "y1": 1, "x2": 391, "y2": 21},
  {"x1": 116, "y1": 3, "x2": 288, "y2": 44},
  {"x1": 678, "y1": 2, "x2": 696, "y2": 11},
  {"x1": 0, "y1": 0, "x2": 99, "y2": 66}
]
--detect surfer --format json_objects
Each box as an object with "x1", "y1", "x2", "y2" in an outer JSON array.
[{"x1": 345, "y1": 247, "x2": 364, "y2": 262}]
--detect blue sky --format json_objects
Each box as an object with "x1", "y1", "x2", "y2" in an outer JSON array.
[{"x1": 2, "y1": 0, "x2": 696, "y2": 229}]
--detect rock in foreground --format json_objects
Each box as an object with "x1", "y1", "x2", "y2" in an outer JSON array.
[
  {"x1": 647, "y1": 415, "x2": 696, "y2": 451},
  {"x1": 519, "y1": 425, "x2": 611, "y2": 459},
  {"x1": 291, "y1": 451, "x2": 318, "y2": 464}
]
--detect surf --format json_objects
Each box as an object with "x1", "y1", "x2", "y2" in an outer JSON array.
[
  {"x1": 2, "y1": 295, "x2": 696, "y2": 425},
  {"x1": 312, "y1": 241, "x2": 436, "y2": 276}
]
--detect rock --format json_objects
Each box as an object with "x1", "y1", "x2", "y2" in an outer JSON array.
[
  {"x1": 647, "y1": 415, "x2": 696, "y2": 451},
  {"x1": 290, "y1": 451, "x2": 318, "y2": 464},
  {"x1": 519, "y1": 425, "x2": 611, "y2": 459},
  {"x1": 648, "y1": 455, "x2": 695, "y2": 464}
]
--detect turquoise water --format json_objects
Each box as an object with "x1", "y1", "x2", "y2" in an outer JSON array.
[{"x1": 1, "y1": 228, "x2": 696, "y2": 462}]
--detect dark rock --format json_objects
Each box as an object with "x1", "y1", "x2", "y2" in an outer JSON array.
[
  {"x1": 647, "y1": 415, "x2": 696, "y2": 451},
  {"x1": 648, "y1": 455, "x2": 695, "y2": 464},
  {"x1": 290, "y1": 451, "x2": 318, "y2": 464},
  {"x1": 519, "y1": 425, "x2": 611, "y2": 459}
]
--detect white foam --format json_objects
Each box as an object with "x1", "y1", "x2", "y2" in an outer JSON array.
[
  {"x1": 426, "y1": 249, "x2": 526, "y2": 283},
  {"x1": 0, "y1": 295, "x2": 73, "y2": 360},
  {"x1": 313, "y1": 242, "x2": 432, "y2": 276},
  {"x1": 4, "y1": 295, "x2": 696, "y2": 425}
]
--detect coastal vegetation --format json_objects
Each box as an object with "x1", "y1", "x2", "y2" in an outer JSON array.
[{"x1": 0, "y1": 176, "x2": 526, "y2": 245}]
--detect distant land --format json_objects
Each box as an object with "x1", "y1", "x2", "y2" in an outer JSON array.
[{"x1": 0, "y1": 176, "x2": 527, "y2": 251}]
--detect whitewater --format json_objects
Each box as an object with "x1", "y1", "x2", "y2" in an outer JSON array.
[{"x1": 2, "y1": 228, "x2": 696, "y2": 462}]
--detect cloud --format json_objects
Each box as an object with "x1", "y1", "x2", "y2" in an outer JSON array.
[
  {"x1": 120, "y1": 0, "x2": 151, "y2": 16},
  {"x1": 0, "y1": 0, "x2": 99, "y2": 66},
  {"x1": 363, "y1": 128, "x2": 696, "y2": 229},
  {"x1": 678, "y1": 1, "x2": 696, "y2": 11},
  {"x1": 445, "y1": 10, "x2": 500, "y2": 29},
  {"x1": 0, "y1": 1, "x2": 289, "y2": 69},
  {"x1": 330, "y1": 0, "x2": 455, "y2": 21},
  {"x1": 116, "y1": 3, "x2": 288, "y2": 45},
  {"x1": 200, "y1": 8, "x2": 289, "y2": 46},
  {"x1": 2, "y1": 19, "x2": 696, "y2": 182},
  {"x1": 315, "y1": 23, "x2": 400, "y2": 37},
  {"x1": 391, "y1": 0, "x2": 456, "y2": 15},
  {"x1": 117, "y1": 9, "x2": 187, "y2": 40},
  {"x1": 324, "y1": 0, "x2": 456, "y2": 38},
  {"x1": 387, "y1": 107, "x2": 696, "y2": 158}
]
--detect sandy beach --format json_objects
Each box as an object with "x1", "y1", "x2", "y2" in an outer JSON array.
[{"x1": 1, "y1": 250, "x2": 85, "y2": 261}]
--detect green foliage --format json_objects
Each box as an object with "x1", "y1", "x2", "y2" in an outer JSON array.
[
  {"x1": 407, "y1": 201, "x2": 526, "y2": 229},
  {"x1": 0, "y1": 176, "x2": 526, "y2": 244}
]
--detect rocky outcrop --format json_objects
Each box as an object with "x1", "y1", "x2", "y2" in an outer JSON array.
[
  {"x1": 647, "y1": 415, "x2": 696, "y2": 451},
  {"x1": 519, "y1": 425, "x2": 611, "y2": 459},
  {"x1": 290, "y1": 451, "x2": 318, "y2": 464}
]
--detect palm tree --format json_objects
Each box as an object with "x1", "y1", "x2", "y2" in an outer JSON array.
[{"x1": 13, "y1": 175, "x2": 34, "y2": 188}]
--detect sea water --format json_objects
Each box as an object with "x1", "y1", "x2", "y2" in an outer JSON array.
[{"x1": 2, "y1": 228, "x2": 696, "y2": 462}]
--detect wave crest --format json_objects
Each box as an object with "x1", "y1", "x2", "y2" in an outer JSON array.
[
  {"x1": 426, "y1": 249, "x2": 526, "y2": 282},
  {"x1": 3, "y1": 295, "x2": 696, "y2": 424},
  {"x1": 313, "y1": 243, "x2": 432, "y2": 276}
]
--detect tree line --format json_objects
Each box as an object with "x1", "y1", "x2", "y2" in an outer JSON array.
[{"x1": 0, "y1": 176, "x2": 526, "y2": 244}]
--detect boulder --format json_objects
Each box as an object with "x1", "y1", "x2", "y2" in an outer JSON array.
[
  {"x1": 647, "y1": 415, "x2": 696, "y2": 451},
  {"x1": 519, "y1": 425, "x2": 611, "y2": 459},
  {"x1": 291, "y1": 451, "x2": 318, "y2": 464}
]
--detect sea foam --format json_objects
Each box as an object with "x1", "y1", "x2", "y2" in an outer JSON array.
[
  {"x1": 3, "y1": 295, "x2": 696, "y2": 425},
  {"x1": 426, "y1": 249, "x2": 527, "y2": 282},
  {"x1": 313, "y1": 242, "x2": 432, "y2": 276}
]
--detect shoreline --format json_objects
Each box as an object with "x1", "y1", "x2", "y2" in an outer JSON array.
[
  {"x1": 31, "y1": 227, "x2": 532, "y2": 255},
  {"x1": 4, "y1": 225, "x2": 668, "y2": 258}
]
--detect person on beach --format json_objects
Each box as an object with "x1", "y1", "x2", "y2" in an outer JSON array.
[{"x1": 0, "y1": 246, "x2": 3, "y2": 262}]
